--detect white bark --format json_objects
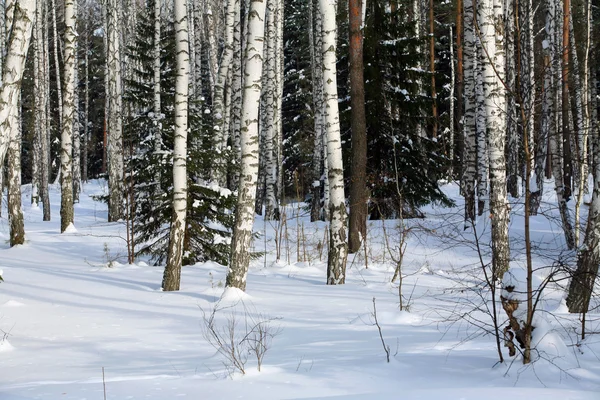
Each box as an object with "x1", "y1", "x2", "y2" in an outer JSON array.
[
  {"x1": 163, "y1": 0, "x2": 190, "y2": 291},
  {"x1": 475, "y1": 34, "x2": 487, "y2": 215},
  {"x1": 204, "y1": 0, "x2": 219, "y2": 100},
  {"x1": 73, "y1": 25, "x2": 81, "y2": 203},
  {"x1": 229, "y1": 0, "x2": 243, "y2": 190},
  {"x1": 60, "y1": 0, "x2": 77, "y2": 232},
  {"x1": 51, "y1": 0, "x2": 63, "y2": 133},
  {"x1": 449, "y1": 25, "x2": 454, "y2": 175},
  {"x1": 309, "y1": 0, "x2": 324, "y2": 222},
  {"x1": 106, "y1": 0, "x2": 124, "y2": 221},
  {"x1": 211, "y1": 0, "x2": 238, "y2": 186},
  {"x1": 320, "y1": 0, "x2": 347, "y2": 285},
  {"x1": 226, "y1": 0, "x2": 267, "y2": 291},
  {"x1": 0, "y1": 0, "x2": 35, "y2": 168},
  {"x1": 461, "y1": 0, "x2": 476, "y2": 222},
  {"x1": 7, "y1": 91, "x2": 24, "y2": 245},
  {"x1": 480, "y1": 0, "x2": 509, "y2": 278},
  {"x1": 263, "y1": 0, "x2": 278, "y2": 220}
]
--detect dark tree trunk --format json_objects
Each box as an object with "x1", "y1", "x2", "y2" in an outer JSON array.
[{"x1": 347, "y1": 0, "x2": 368, "y2": 254}]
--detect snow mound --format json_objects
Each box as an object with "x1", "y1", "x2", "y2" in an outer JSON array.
[
  {"x1": 220, "y1": 286, "x2": 251, "y2": 303},
  {"x1": 2, "y1": 300, "x2": 25, "y2": 307},
  {"x1": 0, "y1": 339, "x2": 14, "y2": 352},
  {"x1": 63, "y1": 223, "x2": 78, "y2": 233}
]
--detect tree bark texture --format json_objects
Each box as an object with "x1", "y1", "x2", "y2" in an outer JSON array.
[
  {"x1": 60, "y1": 0, "x2": 77, "y2": 232},
  {"x1": 163, "y1": 0, "x2": 190, "y2": 292},
  {"x1": 347, "y1": 0, "x2": 367, "y2": 254},
  {"x1": 226, "y1": 0, "x2": 267, "y2": 291},
  {"x1": 320, "y1": 0, "x2": 348, "y2": 285}
]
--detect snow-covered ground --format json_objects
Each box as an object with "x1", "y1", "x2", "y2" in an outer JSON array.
[{"x1": 0, "y1": 180, "x2": 598, "y2": 399}]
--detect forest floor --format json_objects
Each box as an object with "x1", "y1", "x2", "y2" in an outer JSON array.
[{"x1": 0, "y1": 180, "x2": 599, "y2": 399}]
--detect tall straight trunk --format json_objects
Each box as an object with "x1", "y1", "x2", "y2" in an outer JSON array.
[
  {"x1": 347, "y1": 0, "x2": 367, "y2": 253},
  {"x1": 263, "y1": 0, "x2": 278, "y2": 220},
  {"x1": 51, "y1": 0, "x2": 64, "y2": 135},
  {"x1": 42, "y1": 0, "x2": 51, "y2": 220},
  {"x1": 480, "y1": 0, "x2": 509, "y2": 279},
  {"x1": 211, "y1": 0, "x2": 238, "y2": 186},
  {"x1": 561, "y1": 0, "x2": 572, "y2": 201},
  {"x1": 310, "y1": 0, "x2": 324, "y2": 222},
  {"x1": 321, "y1": 0, "x2": 348, "y2": 285},
  {"x1": 531, "y1": 0, "x2": 552, "y2": 214},
  {"x1": 428, "y1": 0, "x2": 437, "y2": 138},
  {"x1": 567, "y1": 0, "x2": 596, "y2": 315},
  {"x1": 82, "y1": 5, "x2": 89, "y2": 183},
  {"x1": 1, "y1": 0, "x2": 35, "y2": 243},
  {"x1": 192, "y1": 0, "x2": 204, "y2": 102},
  {"x1": 274, "y1": 0, "x2": 283, "y2": 220},
  {"x1": 163, "y1": 0, "x2": 190, "y2": 292},
  {"x1": 204, "y1": 0, "x2": 219, "y2": 101},
  {"x1": 60, "y1": 0, "x2": 77, "y2": 232},
  {"x1": 229, "y1": 0, "x2": 243, "y2": 190},
  {"x1": 0, "y1": 0, "x2": 35, "y2": 167},
  {"x1": 455, "y1": 0, "x2": 463, "y2": 170},
  {"x1": 506, "y1": 0, "x2": 518, "y2": 198},
  {"x1": 449, "y1": 25, "x2": 455, "y2": 175},
  {"x1": 475, "y1": 38, "x2": 488, "y2": 216},
  {"x1": 73, "y1": 39, "x2": 81, "y2": 203},
  {"x1": 226, "y1": 0, "x2": 267, "y2": 291},
  {"x1": 0, "y1": 0, "x2": 5, "y2": 74},
  {"x1": 8, "y1": 93, "x2": 24, "y2": 246},
  {"x1": 461, "y1": 0, "x2": 476, "y2": 223},
  {"x1": 569, "y1": 15, "x2": 585, "y2": 247},
  {"x1": 32, "y1": 0, "x2": 43, "y2": 207},
  {"x1": 152, "y1": 0, "x2": 162, "y2": 189},
  {"x1": 549, "y1": 0, "x2": 575, "y2": 249},
  {"x1": 106, "y1": 0, "x2": 124, "y2": 221}
]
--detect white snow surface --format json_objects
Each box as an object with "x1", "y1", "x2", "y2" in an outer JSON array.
[{"x1": 0, "y1": 180, "x2": 599, "y2": 399}]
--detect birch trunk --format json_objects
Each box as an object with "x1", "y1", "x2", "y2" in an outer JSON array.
[
  {"x1": 550, "y1": 0, "x2": 575, "y2": 249},
  {"x1": 310, "y1": 0, "x2": 324, "y2": 222},
  {"x1": 461, "y1": 0, "x2": 476, "y2": 223},
  {"x1": 263, "y1": 0, "x2": 278, "y2": 221},
  {"x1": 211, "y1": 0, "x2": 237, "y2": 186},
  {"x1": 204, "y1": 0, "x2": 218, "y2": 101},
  {"x1": 531, "y1": 0, "x2": 554, "y2": 214},
  {"x1": 475, "y1": 38, "x2": 488, "y2": 216},
  {"x1": 229, "y1": 0, "x2": 243, "y2": 190},
  {"x1": 193, "y1": 0, "x2": 203, "y2": 102},
  {"x1": 51, "y1": 0, "x2": 63, "y2": 135},
  {"x1": 480, "y1": 0, "x2": 509, "y2": 278},
  {"x1": 0, "y1": 0, "x2": 5, "y2": 74},
  {"x1": 32, "y1": 0, "x2": 43, "y2": 207},
  {"x1": 163, "y1": 0, "x2": 190, "y2": 292},
  {"x1": 320, "y1": 0, "x2": 348, "y2": 285},
  {"x1": 2, "y1": 0, "x2": 35, "y2": 245},
  {"x1": 226, "y1": 0, "x2": 267, "y2": 291},
  {"x1": 7, "y1": 93, "x2": 24, "y2": 246},
  {"x1": 0, "y1": 0, "x2": 35, "y2": 168},
  {"x1": 42, "y1": 0, "x2": 51, "y2": 220},
  {"x1": 570, "y1": 15, "x2": 586, "y2": 247},
  {"x1": 82, "y1": 5, "x2": 89, "y2": 183},
  {"x1": 566, "y1": 0, "x2": 596, "y2": 314},
  {"x1": 449, "y1": 25, "x2": 455, "y2": 175},
  {"x1": 60, "y1": 0, "x2": 77, "y2": 232},
  {"x1": 106, "y1": 0, "x2": 124, "y2": 221},
  {"x1": 72, "y1": 37, "x2": 81, "y2": 203},
  {"x1": 506, "y1": 0, "x2": 517, "y2": 198}
]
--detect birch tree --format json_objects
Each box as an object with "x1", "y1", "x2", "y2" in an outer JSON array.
[
  {"x1": 460, "y1": 0, "x2": 476, "y2": 223},
  {"x1": 211, "y1": 0, "x2": 238, "y2": 186},
  {"x1": 0, "y1": 0, "x2": 35, "y2": 245},
  {"x1": 60, "y1": 0, "x2": 77, "y2": 232},
  {"x1": 320, "y1": 0, "x2": 348, "y2": 285},
  {"x1": 226, "y1": 0, "x2": 267, "y2": 291},
  {"x1": 162, "y1": 0, "x2": 190, "y2": 291},
  {"x1": 0, "y1": 0, "x2": 35, "y2": 171},
  {"x1": 106, "y1": 0, "x2": 124, "y2": 221},
  {"x1": 480, "y1": 0, "x2": 509, "y2": 278},
  {"x1": 309, "y1": 0, "x2": 324, "y2": 222}
]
